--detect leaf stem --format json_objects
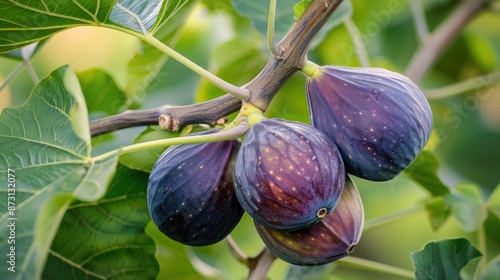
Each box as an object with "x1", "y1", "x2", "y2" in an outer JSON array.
[
  {"x1": 343, "y1": 18, "x2": 370, "y2": 67},
  {"x1": 93, "y1": 121, "x2": 249, "y2": 162},
  {"x1": 138, "y1": 33, "x2": 250, "y2": 100},
  {"x1": 267, "y1": 0, "x2": 282, "y2": 56},
  {"x1": 363, "y1": 204, "x2": 424, "y2": 232},
  {"x1": 425, "y1": 71, "x2": 500, "y2": 99},
  {"x1": 337, "y1": 256, "x2": 415, "y2": 279},
  {"x1": 476, "y1": 223, "x2": 487, "y2": 277}
]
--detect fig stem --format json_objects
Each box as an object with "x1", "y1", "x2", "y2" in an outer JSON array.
[
  {"x1": 138, "y1": 33, "x2": 250, "y2": 100},
  {"x1": 337, "y1": 256, "x2": 415, "y2": 279},
  {"x1": 267, "y1": 0, "x2": 282, "y2": 57},
  {"x1": 247, "y1": 247, "x2": 277, "y2": 280},
  {"x1": 225, "y1": 235, "x2": 248, "y2": 265},
  {"x1": 93, "y1": 120, "x2": 249, "y2": 161},
  {"x1": 300, "y1": 60, "x2": 321, "y2": 77}
]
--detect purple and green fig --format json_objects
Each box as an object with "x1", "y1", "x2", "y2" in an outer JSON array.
[
  {"x1": 305, "y1": 65, "x2": 433, "y2": 181},
  {"x1": 147, "y1": 129, "x2": 243, "y2": 246},
  {"x1": 233, "y1": 118, "x2": 345, "y2": 231},
  {"x1": 255, "y1": 175, "x2": 364, "y2": 266}
]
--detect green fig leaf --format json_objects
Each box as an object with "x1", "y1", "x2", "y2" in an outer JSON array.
[
  {"x1": 425, "y1": 196, "x2": 451, "y2": 231},
  {"x1": 119, "y1": 126, "x2": 181, "y2": 173},
  {"x1": 0, "y1": 0, "x2": 115, "y2": 53},
  {"x1": 446, "y1": 183, "x2": 487, "y2": 232},
  {"x1": 293, "y1": 0, "x2": 313, "y2": 21},
  {"x1": 77, "y1": 68, "x2": 127, "y2": 118},
  {"x1": 43, "y1": 165, "x2": 158, "y2": 278},
  {"x1": 480, "y1": 254, "x2": 500, "y2": 280},
  {"x1": 146, "y1": 222, "x2": 209, "y2": 279},
  {"x1": 109, "y1": 0, "x2": 164, "y2": 34},
  {"x1": 460, "y1": 256, "x2": 483, "y2": 280},
  {"x1": 0, "y1": 66, "x2": 119, "y2": 278},
  {"x1": 405, "y1": 150, "x2": 450, "y2": 196},
  {"x1": 411, "y1": 238, "x2": 482, "y2": 280}
]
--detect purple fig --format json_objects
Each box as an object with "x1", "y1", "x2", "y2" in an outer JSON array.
[
  {"x1": 255, "y1": 175, "x2": 364, "y2": 266},
  {"x1": 306, "y1": 66, "x2": 433, "y2": 181},
  {"x1": 233, "y1": 118, "x2": 345, "y2": 231},
  {"x1": 147, "y1": 129, "x2": 243, "y2": 246}
]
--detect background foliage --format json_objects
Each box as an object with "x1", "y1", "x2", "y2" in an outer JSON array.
[{"x1": 1, "y1": 0, "x2": 499, "y2": 279}]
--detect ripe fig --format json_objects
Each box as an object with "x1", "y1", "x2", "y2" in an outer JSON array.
[
  {"x1": 147, "y1": 129, "x2": 243, "y2": 246},
  {"x1": 255, "y1": 175, "x2": 364, "y2": 266},
  {"x1": 306, "y1": 66, "x2": 433, "y2": 181},
  {"x1": 233, "y1": 118, "x2": 345, "y2": 231}
]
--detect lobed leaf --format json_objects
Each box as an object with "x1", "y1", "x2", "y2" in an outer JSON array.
[
  {"x1": 446, "y1": 183, "x2": 487, "y2": 232},
  {"x1": 43, "y1": 165, "x2": 158, "y2": 279},
  {"x1": 411, "y1": 238, "x2": 482, "y2": 280},
  {"x1": 0, "y1": 0, "x2": 115, "y2": 53},
  {"x1": 0, "y1": 66, "x2": 119, "y2": 278}
]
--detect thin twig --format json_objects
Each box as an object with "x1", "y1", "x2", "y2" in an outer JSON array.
[
  {"x1": 0, "y1": 63, "x2": 24, "y2": 93},
  {"x1": 408, "y1": 0, "x2": 429, "y2": 41},
  {"x1": 405, "y1": 0, "x2": 487, "y2": 84}
]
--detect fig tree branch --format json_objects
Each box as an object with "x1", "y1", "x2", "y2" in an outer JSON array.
[
  {"x1": 405, "y1": 0, "x2": 487, "y2": 84},
  {"x1": 90, "y1": 0, "x2": 345, "y2": 137}
]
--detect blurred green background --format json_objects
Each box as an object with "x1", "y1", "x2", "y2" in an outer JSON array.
[{"x1": 1, "y1": 0, "x2": 499, "y2": 279}]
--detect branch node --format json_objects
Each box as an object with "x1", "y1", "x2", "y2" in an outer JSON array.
[
  {"x1": 216, "y1": 117, "x2": 228, "y2": 125},
  {"x1": 159, "y1": 114, "x2": 180, "y2": 131}
]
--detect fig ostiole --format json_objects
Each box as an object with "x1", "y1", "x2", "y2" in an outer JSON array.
[
  {"x1": 147, "y1": 129, "x2": 243, "y2": 246},
  {"x1": 306, "y1": 65, "x2": 433, "y2": 181},
  {"x1": 255, "y1": 175, "x2": 364, "y2": 266},
  {"x1": 233, "y1": 118, "x2": 345, "y2": 231}
]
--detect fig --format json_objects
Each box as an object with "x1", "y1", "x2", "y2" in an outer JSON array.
[
  {"x1": 147, "y1": 129, "x2": 243, "y2": 246},
  {"x1": 233, "y1": 118, "x2": 345, "y2": 231},
  {"x1": 255, "y1": 175, "x2": 364, "y2": 266},
  {"x1": 306, "y1": 66, "x2": 433, "y2": 181}
]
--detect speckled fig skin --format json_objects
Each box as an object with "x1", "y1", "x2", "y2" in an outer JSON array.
[
  {"x1": 233, "y1": 118, "x2": 345, "y2": 231},
  {"x1": 306, "y1": 66, "x2": 433, "y2": 181},
  {"x1": 147, "y1": 129, "x2": 243, "y2": 246},
  {"x1": 255, "y1": 175, "x2": 364, "y2": 266}
]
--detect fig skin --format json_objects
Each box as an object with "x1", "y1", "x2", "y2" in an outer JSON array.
[
  {"x1": 147, "y1": 129, "x2": 243, "y2": 246},
  {"x1": 255, "y1": 175, "x2": 364, "y2": 266},
  {"x1": 233, "y1": 118, "x2": 345, "y2": 231},
  {"x1": 306, "y1": 66, "x2": 433, "y2": 181}
]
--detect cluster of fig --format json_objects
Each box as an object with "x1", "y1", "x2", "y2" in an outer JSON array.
[{"x1": 147, "y1": 63, "x2": 433, "y2": 266}]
